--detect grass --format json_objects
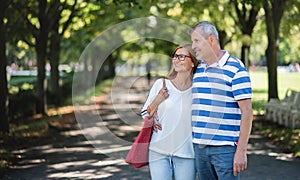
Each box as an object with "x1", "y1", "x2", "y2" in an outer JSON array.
[
  {"x1": 8, "y1": 76, "x2": 36, "y2": 85},
  {"x1": 250, "y1": 70, "x2": 300, "y2": 97},
  {"x1": 250, "y1": 70, "x2": 300, "y2": 157}
]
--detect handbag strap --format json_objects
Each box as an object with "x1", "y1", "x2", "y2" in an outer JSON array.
[{"x1": 162, "y1": 78, "x2": 166, "y2": 88}]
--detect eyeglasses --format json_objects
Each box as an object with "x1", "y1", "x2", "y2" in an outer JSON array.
[{"x1": 172, "y1": 54, "x2": 191, "y2": 61}]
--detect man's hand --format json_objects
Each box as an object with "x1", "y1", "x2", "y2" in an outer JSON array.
[{"x1": 233, "y1": 149, "x2": 247, "y2": 176}]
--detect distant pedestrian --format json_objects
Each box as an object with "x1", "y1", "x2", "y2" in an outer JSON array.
[
  {"x1": 146, "y1": 60, "x2": 152, "y2": 85},
  {"x1": 190, "y1": 21, "x2": 253, "y2": 179},
  {"x1": 288, "y1": 61, "x2": 300, "y2": 72}
]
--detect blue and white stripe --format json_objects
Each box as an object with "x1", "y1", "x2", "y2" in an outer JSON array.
[{"x1": 192, "y1": 51, "x2": 252, "y2": 146}]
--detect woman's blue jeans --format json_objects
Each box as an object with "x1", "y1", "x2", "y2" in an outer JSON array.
[{"x1": 149, "y1": 155, "x2": 195, "y2": 180}]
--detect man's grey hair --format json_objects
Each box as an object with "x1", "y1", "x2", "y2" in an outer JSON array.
[{"x1": 192, "y1": 21, "x2": 219, "y2": 42}]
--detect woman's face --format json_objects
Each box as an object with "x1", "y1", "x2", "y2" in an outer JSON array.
[{"x1": 172, "y1": 48, "x2": 194, "y2": 74}]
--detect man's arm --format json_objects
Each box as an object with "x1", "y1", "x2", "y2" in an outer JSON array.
[{"x1": 233, "y1": 98, "x2": 253, "y2": 176}]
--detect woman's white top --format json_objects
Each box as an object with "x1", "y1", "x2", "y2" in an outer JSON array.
[{"x1": 141, "y1": 78, "x2": 194, "y2": 162}]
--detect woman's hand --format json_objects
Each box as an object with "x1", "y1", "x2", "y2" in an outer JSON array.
[
  {"x1": 157, "y1": 87, "x2": 169, "y2": 102},
  {"x1": 152, "y1": 113, "x2": 162, "y2": 132}
]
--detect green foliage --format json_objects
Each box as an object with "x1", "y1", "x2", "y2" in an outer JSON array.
[
  {"x1": 118, "y1": 39, "x2": 177, "y2": 66},
  {"x1": 278, "y1": 38, "x2": 300, "y2": 65},
  {"x1": 6, "y1": 0, "x2": 300, "y2": 68}
]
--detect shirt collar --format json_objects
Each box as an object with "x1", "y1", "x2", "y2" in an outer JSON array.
[
  {"x1": 218, "y1": 50, "x2": 229, "y2": 67},
  {"x1": 200, "y1": 50, "x2": 229, "y2": 68}
]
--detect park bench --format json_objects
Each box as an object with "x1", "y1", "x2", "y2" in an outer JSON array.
[
  {"x1": 265, "y1": 89, "x2": 295, "y2": 121},
  {"x1": 288, "y1": 103, "x2": 300, "y2": 128},
  {"x1": 275, "y1": 91, "x2": 300, "y2": 128},
  {"x1": 265, "y1": 89, "x2": 300, "y2": 128}
]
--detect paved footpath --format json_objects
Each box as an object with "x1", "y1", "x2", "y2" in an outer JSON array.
[{"x1": 2, "y1": 76, "x2": 300, "y2": 180}]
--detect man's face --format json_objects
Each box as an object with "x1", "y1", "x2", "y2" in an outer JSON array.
[{"x1": 191, "y1": 28, "x2": 210, "y2": 61}]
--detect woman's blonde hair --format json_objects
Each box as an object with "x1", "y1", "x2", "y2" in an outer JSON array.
[{"x1": 167, "y1": 44, "x2": 199, "y2": 79}]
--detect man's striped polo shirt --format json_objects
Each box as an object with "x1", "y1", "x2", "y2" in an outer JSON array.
[{"x1": 192, "y1": 50, "x2": 252, "y2": 146}]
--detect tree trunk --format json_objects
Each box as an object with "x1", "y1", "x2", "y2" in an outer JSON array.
[
  {"x1": 264, "y1": 0, "x2": 286, "y2": 101},
  {"x1": 35, "y1": 0, "x2": 49, "y2": 114},
  {"x1": 35, "y1": 41, "x2": 47, "y2": 114},
  {"x1": 218, "y1": 30, "x2": 228, "y2": 49},
  {"x1": 97, "y1": 54, "x2": 116, "y2": 82},
  {"x1": 0, "y1": 6, "x2": 9, "y2": 133},
  {"x1": 48, "y1": 0, "x2": 77, "y2": 105},
  {"x1": 241, "y1": 45, "x2": 250, "y2": 68},
  {"x1": 49, "y1": 22, "x2": 61, "y2": 105},
  {"x1": 266, "y1": 43, "x2": 278, "y2": 100},
  {"x1": 241, "y1": 45, "x2": 246, "y2": 66}
]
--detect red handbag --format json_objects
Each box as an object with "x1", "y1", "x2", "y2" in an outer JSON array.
[{"x1": 125, "y1": 116, "x2": 153, "y2": 168}]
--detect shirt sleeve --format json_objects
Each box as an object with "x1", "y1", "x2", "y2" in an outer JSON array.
[
  {"x1": 140, "y1": 79, "x2": 163, "y2": 118},
  {"x1": 232, "y1": 68, "x2": 252, "y2": 101}
]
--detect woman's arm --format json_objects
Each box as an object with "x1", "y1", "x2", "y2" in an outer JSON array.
[{"x1": 141, "y1": 79, "x2": 168, "y2": 117}]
